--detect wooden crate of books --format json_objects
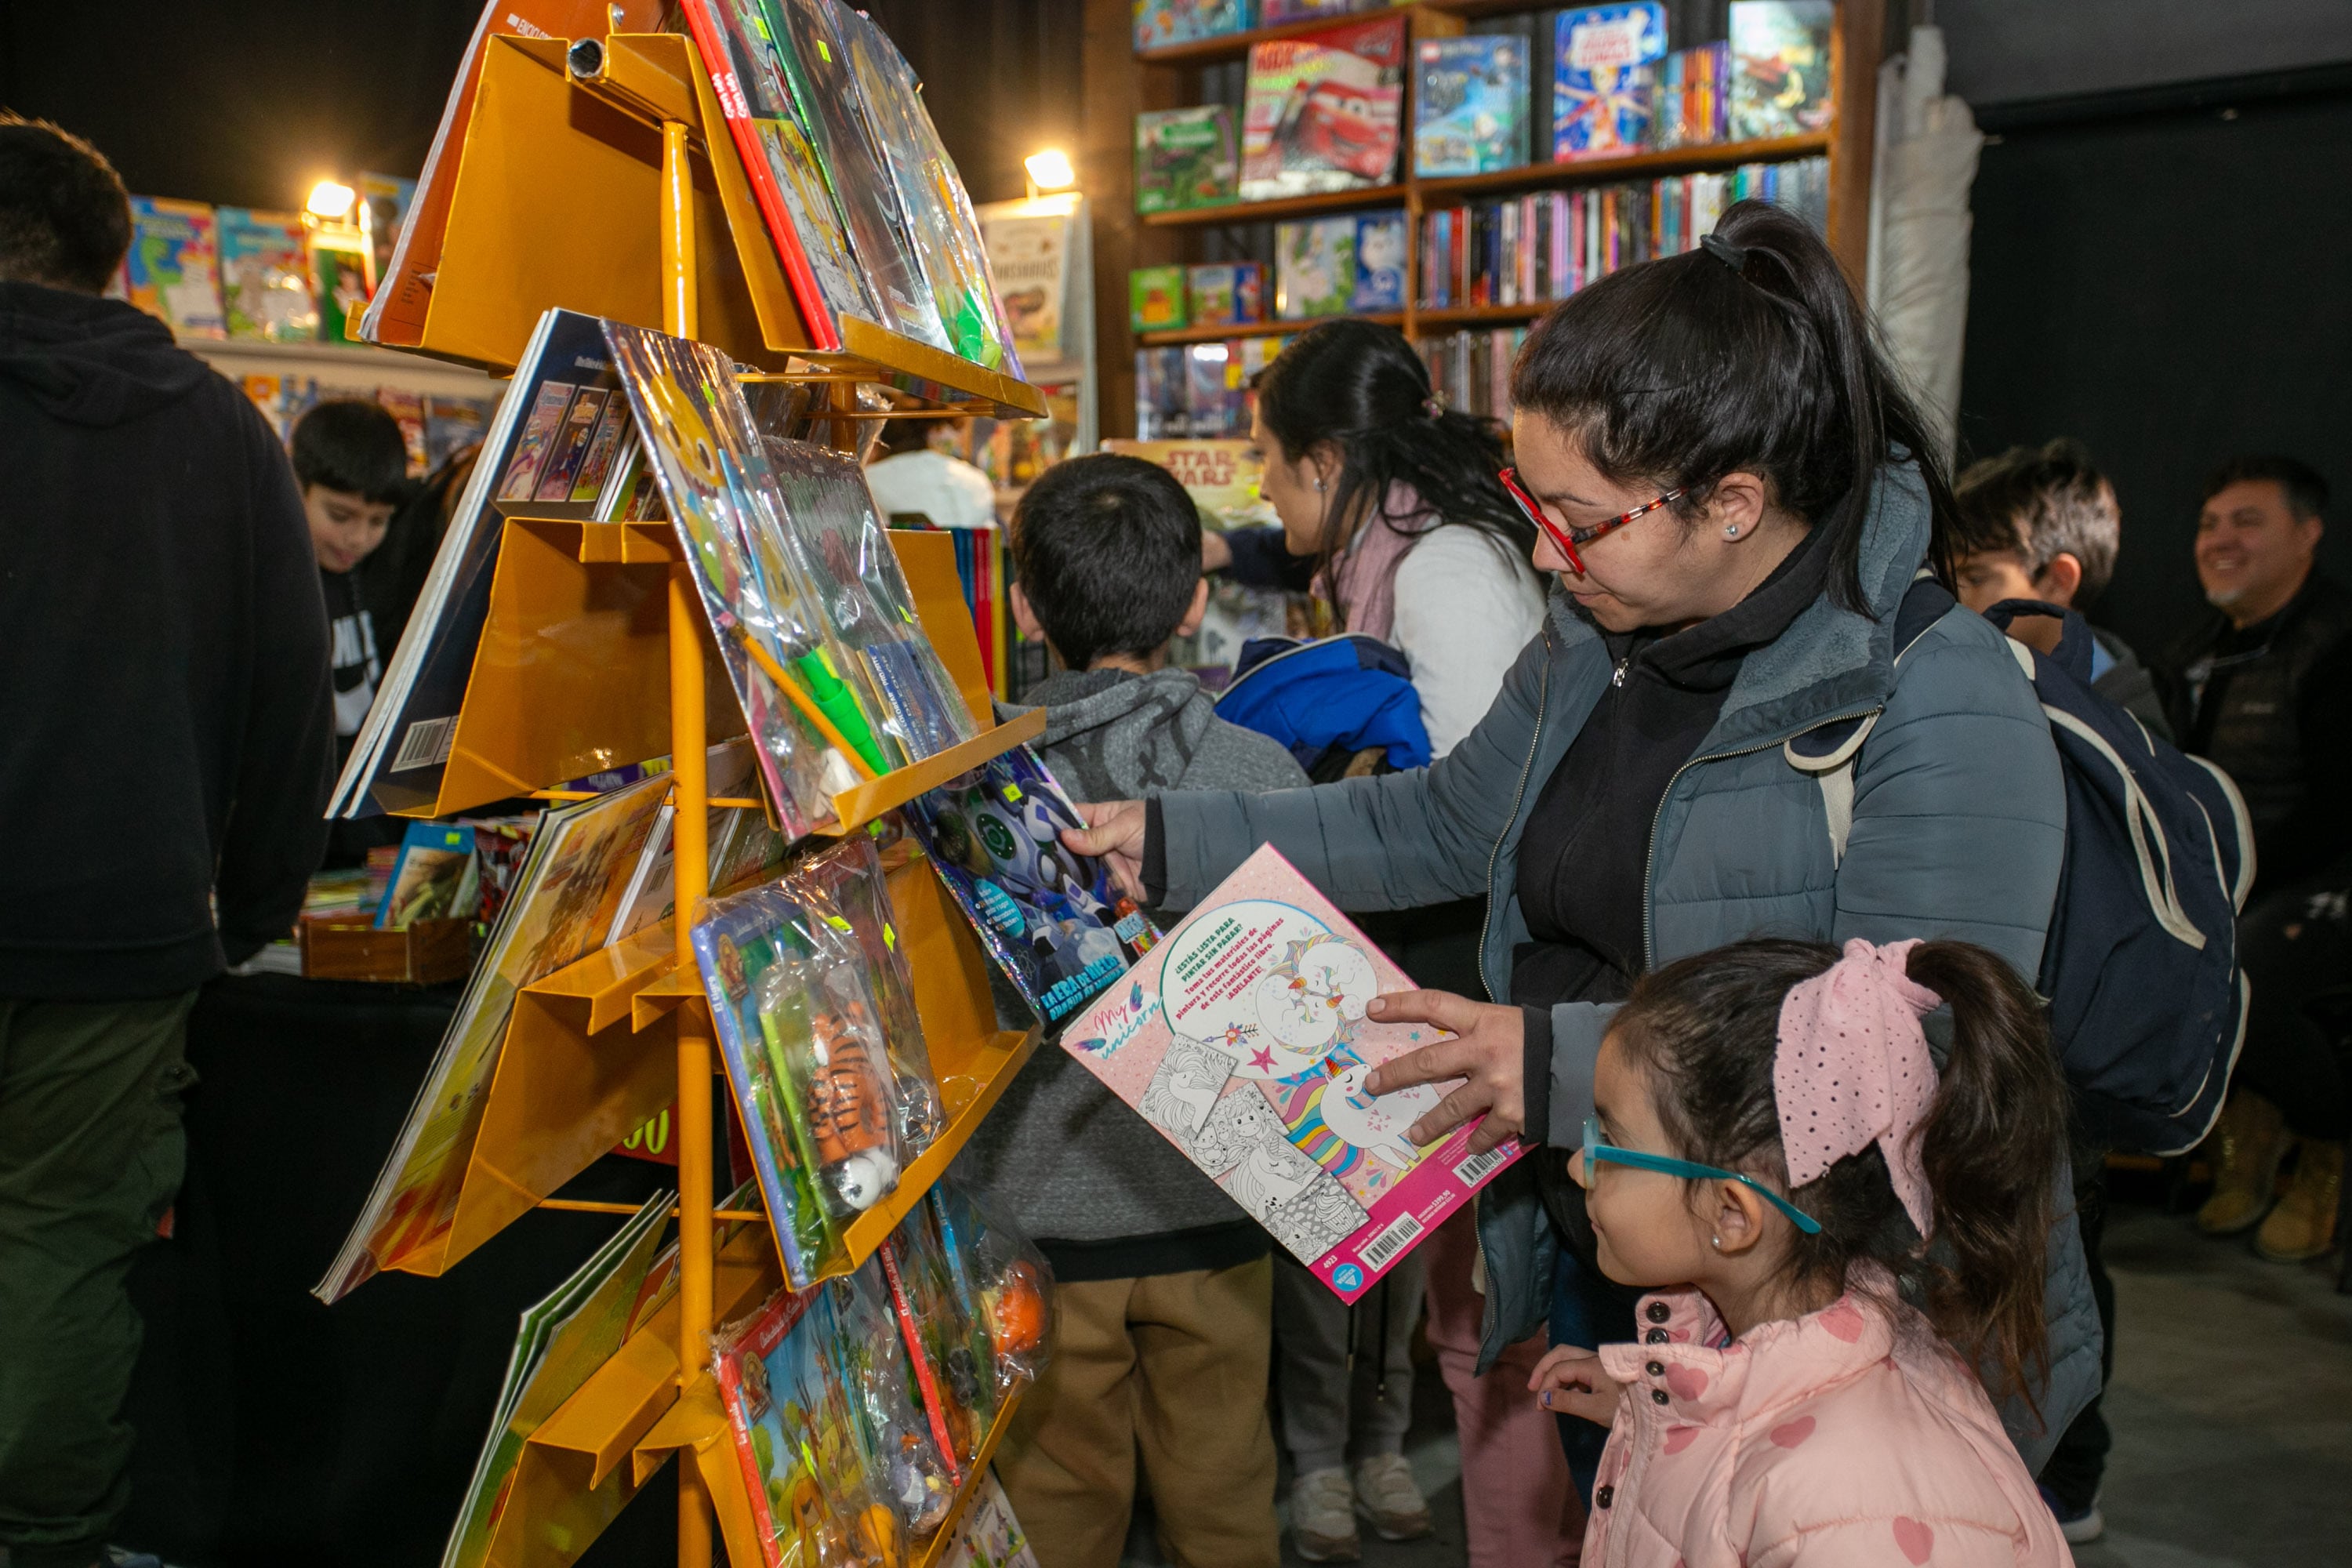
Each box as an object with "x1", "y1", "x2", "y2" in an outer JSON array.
[{"x1": 298, "y1": 913, "x2": 474, "y2": 985}]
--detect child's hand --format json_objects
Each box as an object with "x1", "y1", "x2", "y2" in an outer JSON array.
[{"x1": 1529, "y1": 1345, "x2": 1623, "y2": 1426}]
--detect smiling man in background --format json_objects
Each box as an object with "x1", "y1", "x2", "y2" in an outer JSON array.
[{"x1": 2160, "y1": 456, "x2": 2352, "y2": 1265}]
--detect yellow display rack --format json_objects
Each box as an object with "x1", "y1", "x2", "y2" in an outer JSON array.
[{"x1": 375, "y1": 27, "x2": 1050, "y2": 1568}]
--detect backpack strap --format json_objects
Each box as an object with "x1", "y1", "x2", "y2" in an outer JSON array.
[{"x1": 1789, "y1": 574, "x2": 1957, "y2": 866}]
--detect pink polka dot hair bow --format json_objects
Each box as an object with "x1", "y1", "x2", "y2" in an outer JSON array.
[{"x1": 1773, "y1": 938, "x2": 1942, "y2": 1237}]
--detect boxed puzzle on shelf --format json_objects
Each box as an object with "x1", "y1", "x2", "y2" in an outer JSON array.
[
  {"x1": 1135, "y1": 104, "x2": 1240, "y2": 213},
  {"x1": 1187, "y1": 260, "x2": 1264, "y2": 328},
  {"x1": 1131, "y1": 264, "x2": 1189, "y2": 332},
  {"x1": 1238, "y1": 14, "x2": 1406, "y2": 201},
  {"x1": 1414, "y1": 34, "x2": 1530, "y2": 176},
  {"x1": 1275, "y1": 216, "x2": 1356, "y2": 320}
]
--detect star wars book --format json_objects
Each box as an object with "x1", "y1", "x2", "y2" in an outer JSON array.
[{"x1": 1058, "y1": 844, "x2": 1524, "y2": 1301}]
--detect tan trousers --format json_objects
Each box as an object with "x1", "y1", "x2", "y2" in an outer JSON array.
[{"x1": 993, "y1": 1256, "x2": 1280, "y2": 1568}]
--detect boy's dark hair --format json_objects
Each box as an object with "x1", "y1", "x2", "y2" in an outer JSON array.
[
  {"x1": 0, "y1": 113, "x2": 132, "y2": 294},
  {"x1": 291, "y1": 400, "x2": 411, "y2": 504},
  {"x1": 1613, "y1": 937, "x2": 2067, "y2": 1410},
  {"x1": 1954, "y1": 438, "x2": 2120, "y2": 606},
  {"x1": 1011, "y1": 453, "x2": 1201, "y2": 672},
  {"x1": 2202, "y1": 454, "x2": 2328, "y2": 521},
  {"x1": 1512, "y1": 201, "x2": 1958, "y2": 615}
]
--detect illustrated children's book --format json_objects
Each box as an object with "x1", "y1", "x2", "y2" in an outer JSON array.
[
  {"x1": 1135, "y1": 105, "x2": 1240, "y2": 214},
  {"x1": 1351, "y1": 211, "x2": 1407, "y2": 311},
  {"x1": 1058, "y1": 844, "x2": 1526, "y2": 1301},
  {"x1": 318, "y1": 772, "x2": 670, "y2": 1301},
  {"x1": 1238, "y1": 15, "x2": 1407, "y2": 201},
  {"x1": 1414, "y1": 34, "x2": 1530, "y2": 176},
  {"x1": 1274, "y1": 217, "x2": 1356, "y2": 320},
  {"x1": 1186, "y1": 261, "x2": 1263, "y2": 328},
  {"x1": 936, "y1": 1472, "x2": 1042, "y2": 1568},
  {"x1": 376, "y1": 820, "x2": 479, "y2": 929},
  {"x1": 904, "y1": 744, "x2": 1158, "y2": 1025},
  {"x1": 1553, "y1": 3, "x2": 1668, "y2": 161},
  {"x1": 1130, "y1": 265, "x2": 1188, "y2": 332},
  {"x1": 124, "y1": 196, "x2": 225, "y2": 338},
  {"x1": 1728, "y1": 0, "x2": 1835, "y2": 141},
  {"x1": 1133, "y1": 0, "x2": 1250, "y2": 51},
  {"x1": 219, "y1": 206, "x2": 320, "y2": 340},
  {"x1": 309, "y1": 225, "x2": 372, "y2": 344},
  {"x1": 357, "y1": 171, "x2": 416, "y2": 288}
]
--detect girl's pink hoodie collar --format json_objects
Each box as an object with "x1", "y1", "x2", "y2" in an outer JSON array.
[{"x1": 1598, "y1": 1269, "x2": 1899, "y2": 1427}]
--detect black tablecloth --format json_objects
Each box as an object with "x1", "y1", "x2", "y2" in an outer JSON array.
[{"x1": 123, "y1": 974, "x2": 703, "y2": 1567}]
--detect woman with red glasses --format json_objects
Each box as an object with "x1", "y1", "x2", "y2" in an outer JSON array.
[{"x1": 1068, "y1": 198, "x2": 2098, "y2": 1497}]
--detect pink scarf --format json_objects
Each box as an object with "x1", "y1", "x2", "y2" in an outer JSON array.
[{"x1": 1319, "y1": 483, "x2": 1433, "y2": 641}]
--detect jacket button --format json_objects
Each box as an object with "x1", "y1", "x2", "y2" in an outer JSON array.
[
  {"x1": 1646, "y1": 1302, "x2": 1671, "y2": 1323},
  {"x1": 1595, "y1": 1486, "x2": 1613, "y2": 1509},
  {"x1": 1651, "y1": 1388, "x2": 1670, "y2": 1404},
  {"x1": 1646, "y1": 1328, "x2": 1668, "y2": 1344},
  {"x1": 1646, "y1": 1361, "x2": 1665, "y2": 1377}
]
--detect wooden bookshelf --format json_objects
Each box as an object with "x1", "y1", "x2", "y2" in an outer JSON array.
[
  {"x1": 1084, "y1": 0, "x2": 1882, "y2": 438},
  {"x1": 1138, "y1": 312, "x2": 1403, "y2": 346}
]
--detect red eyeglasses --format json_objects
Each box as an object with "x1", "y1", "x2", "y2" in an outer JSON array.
[{"x1": 1498, "y1": 466, "x2": 1684, "y2": 575}]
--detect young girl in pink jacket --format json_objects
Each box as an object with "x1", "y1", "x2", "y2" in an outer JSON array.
[{"x1": 1530, "y1": 937, "x2": 2073, "y2": 1568}]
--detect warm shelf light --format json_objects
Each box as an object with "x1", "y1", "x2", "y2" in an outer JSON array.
[
  {"x1": 307, "y1": 180, "x2": 357, "y2": 220},
  {"x1": 1023, "y1": 149, "x2": 1076, "y2": 195}
]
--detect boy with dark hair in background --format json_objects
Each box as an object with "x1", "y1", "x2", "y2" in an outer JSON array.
[
  {"x1": 957, "y1": 453, "x2": 1304, "y2": 1568},
  {"x1": 1951, "y1": 437, "x2": 2169, "y2": 737},
  {"x1": 289, "y1": 398, "x2": 410, "y2": 763},
  {"x1": 0, "y1": 113, "x2": 331, "y2": 1568}
]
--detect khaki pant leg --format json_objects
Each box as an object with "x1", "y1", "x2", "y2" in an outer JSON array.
[
  {"x1": 1131, "y1": 1257, "x2": 1280, "y2": 1568},
  {"x1": 992, "y1": 1274, "x2": 1142, "y2": 1568}
]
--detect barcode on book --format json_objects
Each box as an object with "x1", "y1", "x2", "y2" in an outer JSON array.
[
  {"x1": 1454, "y1": 1145, "x2": 1512, "y2": 1187},
  {"x1": 389, "y1": 716, "x2": 459, "y2": 773},
  {"x1": 1358, "y1": 1212, "x2": 1425, "y2": 1272}
]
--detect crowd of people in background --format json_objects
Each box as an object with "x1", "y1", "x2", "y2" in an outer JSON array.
[{"x1": 3, "y1": 106, "x2": 2347, "y2": 1568}]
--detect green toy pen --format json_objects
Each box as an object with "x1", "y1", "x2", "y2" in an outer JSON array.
[
  {"x1": 755, "y1": 956, "x2": 842, "y2": 1265},
  {"x1": 793, "y1": 646, "x2": 890, "y2": 775}
]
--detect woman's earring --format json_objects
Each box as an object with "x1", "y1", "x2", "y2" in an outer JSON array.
[
  {"x1": 1711, "y1": 1236, "x2": 1722, "y2": 1249},
  {"x1": 1316, "y1": 477, "x2": 1327, "y2": 492},
  {"x1": 1722, "y1": 523, "x2": 1740, "y2": 539}
]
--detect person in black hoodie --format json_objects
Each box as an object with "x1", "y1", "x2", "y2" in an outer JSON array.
[{"x1": 0, "y1": 115, "x2": 332, "y2": 1568}]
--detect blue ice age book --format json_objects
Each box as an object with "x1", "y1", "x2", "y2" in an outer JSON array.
[
  {"x1": 329, "y1": 308, "x2": 622, "y2": 819},
  {"x1": 903, "y1": 744, "x2": 1159, "y2": 1025},
  {"x1": 1351, "y1": 211, "x2": 1408, "y2": 311},
  {"x1": 1413, "y1": 34, "x2": 1530, "y2": 176},
  {"x1": 1553, "y1": 3, "x2": 1668, "y2": 162}
]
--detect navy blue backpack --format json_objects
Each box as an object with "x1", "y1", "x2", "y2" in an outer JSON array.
[
  {"x1": 1834, "y1": 585, "x2": 2256, "y2": 1154},
  {"x1": 1214, "y1": 633, "x2": 1432, "y2": 782}
]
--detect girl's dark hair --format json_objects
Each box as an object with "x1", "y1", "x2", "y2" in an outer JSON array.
[
  {"x1": 1612, "y1": 938, "x2": 2067, "y2": 1409},
  {"x1": 1253, "y1": 318, "x2": 1534, "y2": 622},
  {"x1": 1509, "y1": 201, "x2": 1956, "y2": 614}
]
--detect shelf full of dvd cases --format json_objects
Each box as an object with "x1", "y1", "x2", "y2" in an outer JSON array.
[{"x1": 284, "y1": 5, "x2": 1111, "y2": 1567}]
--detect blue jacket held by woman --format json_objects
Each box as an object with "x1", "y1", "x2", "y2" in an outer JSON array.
[{"x1": 1154, "y1": 460, "x2": 2096, "y2": 1472}]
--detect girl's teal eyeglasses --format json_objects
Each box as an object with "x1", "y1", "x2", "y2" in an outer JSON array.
[{"x1": 1580, "y1": 1116, "x2": 1823, "y2": 1236}]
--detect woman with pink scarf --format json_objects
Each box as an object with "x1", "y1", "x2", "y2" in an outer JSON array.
[{"x1": 1210, "y1": 318, "x2": 1567, "y2": 1566}]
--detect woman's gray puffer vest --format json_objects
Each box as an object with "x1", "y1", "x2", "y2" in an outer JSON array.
[{"x1": 1155, "y1": 460, "x2": 2098, "y2": 1472}]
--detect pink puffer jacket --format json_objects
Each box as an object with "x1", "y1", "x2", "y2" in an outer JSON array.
[{"x1": 1583, "y1": 1274, "x2": 2069, "y2": 1568}]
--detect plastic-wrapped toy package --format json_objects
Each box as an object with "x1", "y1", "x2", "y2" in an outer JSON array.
[
  {"x1": 693, "y1": 884, "x2": 906, "y2": 1287},
  {"x1": 833, "y1": 1263, "x2": 958, "y2": 1541},
  {"x1": 714, "y1": 1278, "x2": 911, "y2": 1568},
  {"x1": 765, "y1": 439, "x2": 982, "y2": 764},
  {"x1": 931, "y1": 1181, "x2": 1053, "y2": 1395},
  {"x1": 786, "y1": 835, "x2": 946, "y2": 1153}
]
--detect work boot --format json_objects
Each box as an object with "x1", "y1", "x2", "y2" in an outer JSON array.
[
  {"x1": 2197, "y1": 1092, "x2": 2288, "y2": 1235},
  {"x1": 1290, "y1": 1467, "x2": 1361, "y2": 1563},
  {"x1": 1354, "y1": 1452, "x2": 1434, "y2": 1542},
  {"x1": 2256, "y1": 1138, "x2": 2343, "y2": 1262}
]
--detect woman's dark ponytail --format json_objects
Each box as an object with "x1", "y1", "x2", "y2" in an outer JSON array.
[
  {"x1": 1511, "y1": 199, "x2": 1959, "y2": 613},
  {"x1": 1253, "y1": 318, "x2": 1535, "y2": 624},
  {"x1": 1901, "y1": 939, "x2": 2069, "y2": 1407}
]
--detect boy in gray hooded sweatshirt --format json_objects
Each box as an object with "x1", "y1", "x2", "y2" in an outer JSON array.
[{"x1": 951, "y1": 454, "x2": 1303, "y2": 1568}]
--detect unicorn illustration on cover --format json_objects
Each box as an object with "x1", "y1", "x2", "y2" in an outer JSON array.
[{"x1": 1269, "y1": 1046, "x2": 1439, "y2": 1203}]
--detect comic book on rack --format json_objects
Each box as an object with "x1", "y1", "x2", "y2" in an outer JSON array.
[
  {"x1": 1553, "y1": 3, "x2": 1668, "y2": 161},
  {"x1": 1728, "y1": 0, "x2": 1835, "y2": 140},
  {"x1": 1413, "y1": 34, "x2": 1530, "y2": 176},
  {"x1": 361, "y1": 1, "x2": 666, "y2": 347},
  {"x1": 441, "y1": 1189, "x2": 672, "y2": 1568},
  {"x1": 330, "y1": 308, "x2": 623, "y2": 821},
  {"x1": 1058, "y1": 843, "x2": 1526, "y2": 1303},
  {"x1": 759, "y1": 0, "x2": 954, "y2": 354},
  {"x1": 676, "y1": 0, "x2": 877, "y2": 353},
  {"x1": 1237, "y1": 14, "x2": 1406, "y2": 202},
  {"x1": 604, "y1": 320, "x2": 869, "y2": 838},
  {"x1": 317, "y1": 773, "x2": 670, "y2": 1301},
  {"x1": 835, "y1": 9, "x2": 1024, "y2": 373},
  {"x1": 902, "y1": 744, "x2": 1157, "y2": 1025}
]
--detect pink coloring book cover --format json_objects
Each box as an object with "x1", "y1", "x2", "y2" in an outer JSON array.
[{"x1": 1060, "y1": 844, "x2": 1526, "y2": 1301}]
